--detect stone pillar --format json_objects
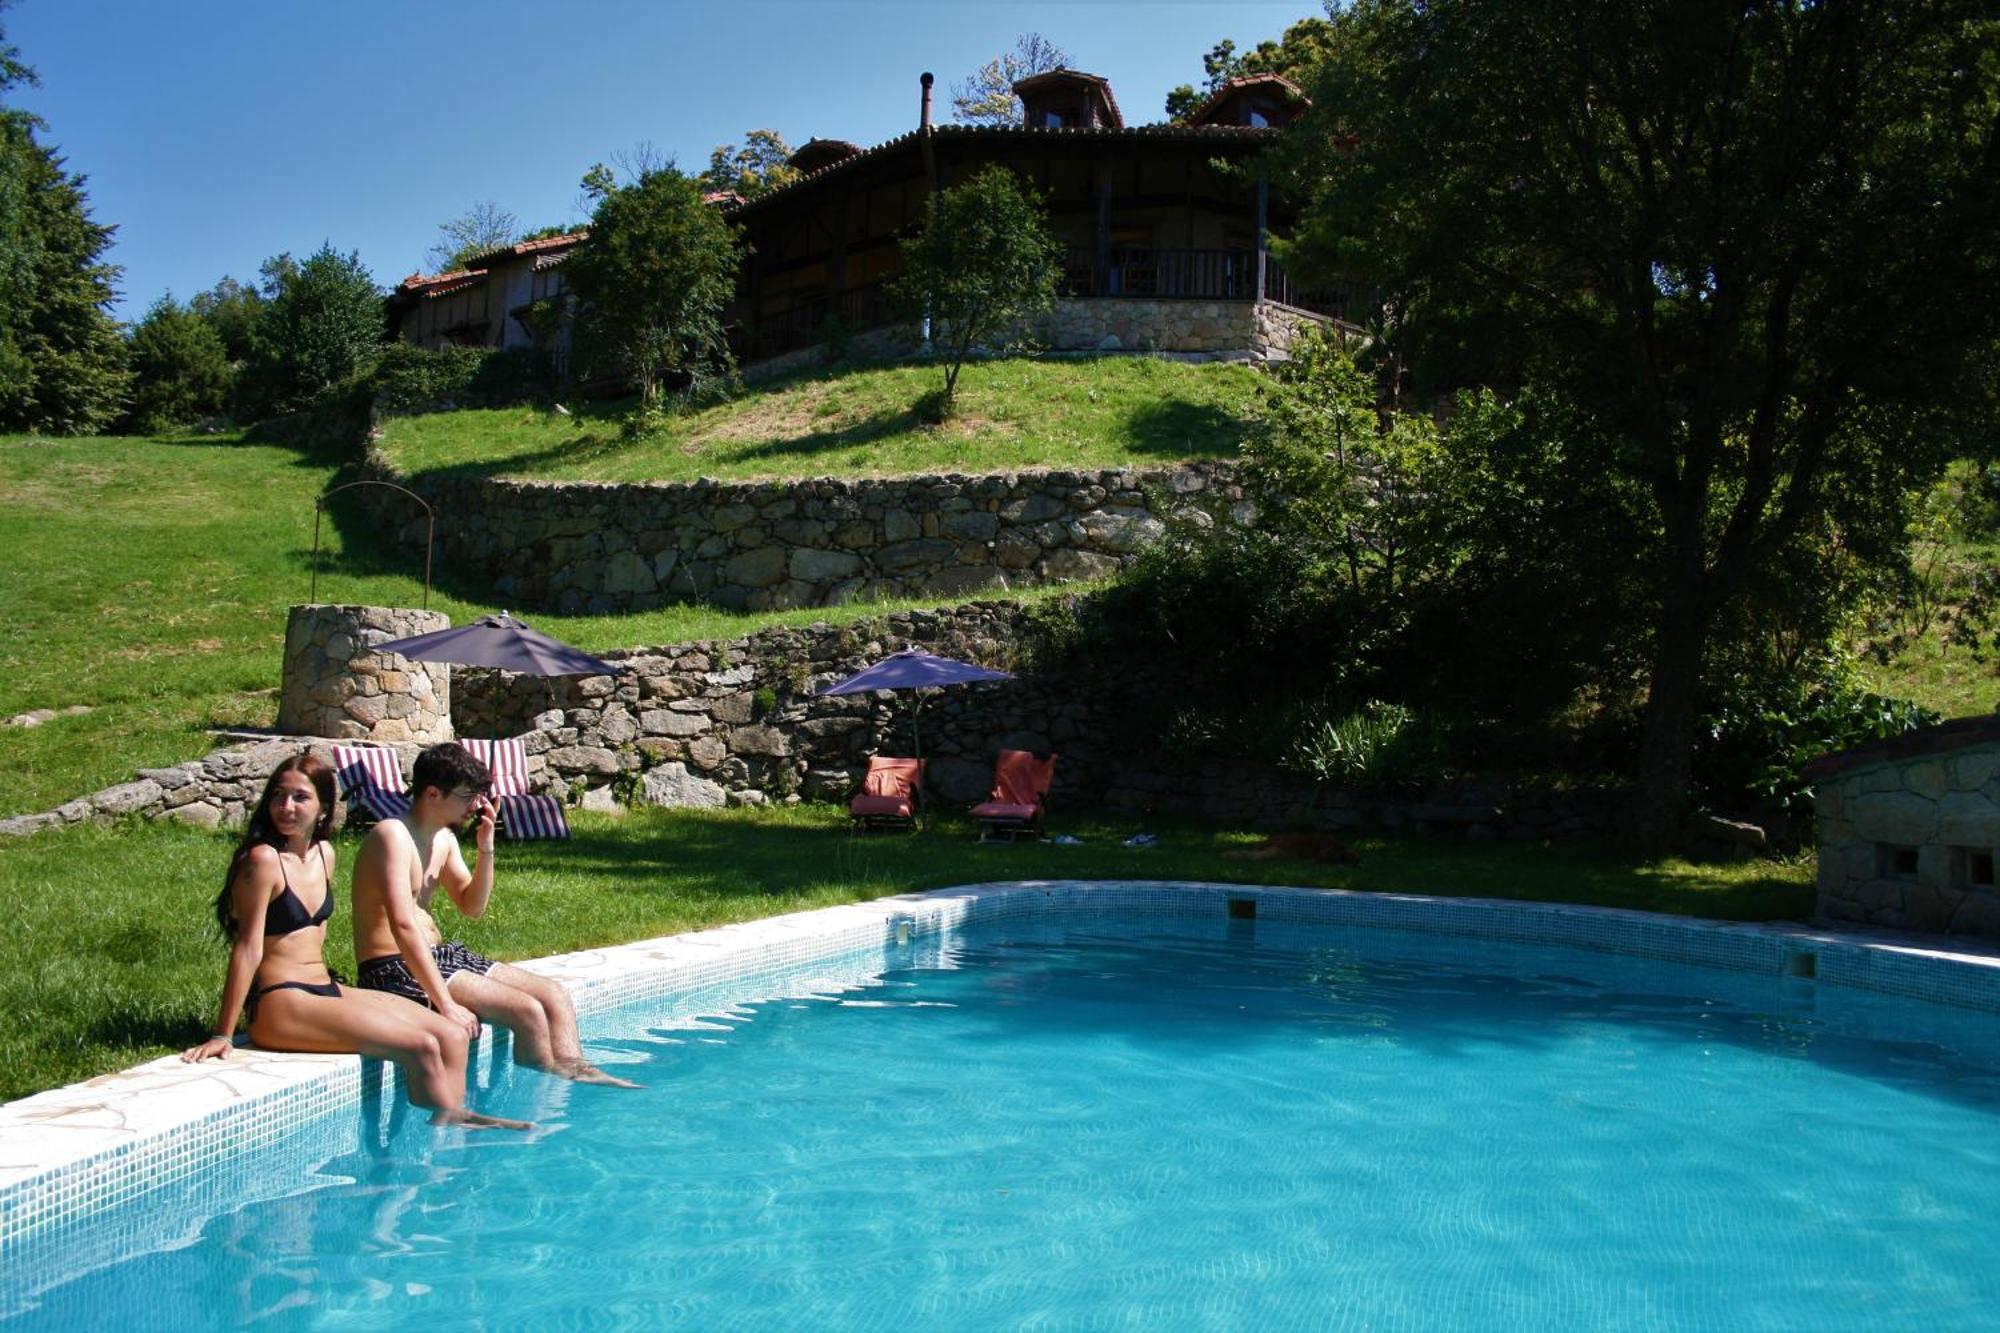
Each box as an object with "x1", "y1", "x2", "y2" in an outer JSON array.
[{"x1": 278, "y1": 604, "x2": 453, "y2": 743}]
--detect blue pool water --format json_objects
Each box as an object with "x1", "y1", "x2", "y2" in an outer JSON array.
[{"x1": 11, "y1": 914, "x2": 2000, "y2": 1329}]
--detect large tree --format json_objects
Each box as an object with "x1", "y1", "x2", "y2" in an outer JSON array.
[
  {"x1": 951, "y1": 33, "x2": 1070, "y2": 126},
  {"x1": 889, "y1": 166, "x2": 1062, "y2": 417},
  {"x1": 698, "y1": 129, "x2": 799, "y2": 202},
  {"x1": 0, "y1": 7, "x2": 130, "y2": 435},
  {"x1": 1276, "y1": 0, "x2": 2000, "y2": 845},
  {"x1": 123, "y1": 294, "x2": 231, "y2": 432},
  {"x1": 1165, "y1": 18, "x2": 1338, "y2": 122},
  {"x1": 240, "y1": 244, "x2": 382, "y2": 412},
  {"x1": 565, "y1": 162, "x2": 739, "y2": 407},
  {"x1": 188, "y1": 275, "x2": 265, "y2": 364},
  {"x1": 426, "y1": 200, "x2": 517, "y2": 273}
]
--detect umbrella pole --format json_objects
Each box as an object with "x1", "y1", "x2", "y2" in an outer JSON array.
[{"x1": 912, "y1": 691, "x2": 927, "y2": 832}]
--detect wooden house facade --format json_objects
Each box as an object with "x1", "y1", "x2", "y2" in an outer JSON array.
[{"x1": 388, "y1": 70, "x2": 1345, "y2": 375}]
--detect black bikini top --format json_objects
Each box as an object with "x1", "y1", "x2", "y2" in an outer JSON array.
[{"x1": 263, "y1": 844, "x2": 334, "y2": 937}]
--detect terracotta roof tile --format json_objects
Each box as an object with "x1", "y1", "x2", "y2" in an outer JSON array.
[
  {"x1": 394, "y1": 268, "x2": 486, "y2": 297},
  {"x1": 726, "y1": 121, "x2": 1275, "y2": 216},
  {"x1": 458, "y1": 231, "x2": 588, "y2": 272}
]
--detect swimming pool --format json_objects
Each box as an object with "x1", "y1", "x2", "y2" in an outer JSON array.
[{"x1": 5, "y1": 884, "x2": 2000, "y2": 1328}]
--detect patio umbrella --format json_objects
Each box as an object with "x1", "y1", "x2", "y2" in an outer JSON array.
[
  {"x1": 372, "y1": 612, "x2": 623, "y2": 737},
  {"x1": 820, "y1": 649, "x2": 1014, "y2": 824},
  {"x1": 372, "y1": 612, "x2": 622, "y2": 677}
]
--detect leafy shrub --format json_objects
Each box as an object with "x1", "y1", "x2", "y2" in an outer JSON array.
[
  {"x1": 1286, "y1": 701, "x2": 1448, "y2": 791},
  {"x1": 373, "y1": 344, "x2": 558, "y2": 414},
  {"x1": 1694, "y1": 660, "x2": 1937, "y2": 818},
  {"x1": 1930, "y1": 457, "x2": 2000, "y2": 542}
]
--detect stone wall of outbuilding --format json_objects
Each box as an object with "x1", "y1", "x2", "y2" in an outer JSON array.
[
  {"x1": 278, "y1": 604, "x2": 453, "y2": 743},
  {"x1": 1810, "y1": 719, "x2": 2000, "y2": 937},
  {"x1": 358, "y1": 454, "x2": 1246, "y2": 615}
]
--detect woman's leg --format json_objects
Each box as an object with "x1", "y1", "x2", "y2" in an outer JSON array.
[{"x1": 248, "y1": 986, "x2": 528, "y2": 1128}]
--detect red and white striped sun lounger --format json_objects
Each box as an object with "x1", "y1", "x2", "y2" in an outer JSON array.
[
  {"x1": 459, "y1": 736, "x2": 570, "y2": 840},
  {"x1": 331, "y1": 743, "x2": 411, "y2": 826}
]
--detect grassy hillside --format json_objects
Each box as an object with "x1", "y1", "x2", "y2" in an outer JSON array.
[
  {"x1": 0, "y1": 433, "x2": 1072, "y2": 816},
  {"x1": 1855, "y1": 535, "x2": 2000, "y2": 719},
  {"x1": 378, "y1": 356, "x2": 1268, "y2": 484}
]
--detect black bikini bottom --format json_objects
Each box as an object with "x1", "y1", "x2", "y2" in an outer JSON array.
[{"x1": 245, "y1": 971, "x2": 345, "y2": 1024}]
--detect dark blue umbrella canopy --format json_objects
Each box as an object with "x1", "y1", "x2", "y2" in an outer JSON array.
[
  {"x1": 372, "y1": 613, "x2": 621, "y2": 677},
  {"x1": 820, "y1": 649, "x2": 1013, "y2": 696}
]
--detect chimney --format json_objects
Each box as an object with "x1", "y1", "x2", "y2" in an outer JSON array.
[{"x1": 920, "y1": 72, "x2": 934, "y2": 133}]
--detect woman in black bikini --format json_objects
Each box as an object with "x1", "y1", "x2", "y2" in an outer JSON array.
[{"x1": 181, "y1": 756, "x2": 525, "y2": 1130}]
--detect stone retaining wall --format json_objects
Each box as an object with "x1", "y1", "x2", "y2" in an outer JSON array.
[
  {"x1": 0, "y1": 738, "x2": 376, "y2": 837},
  {"x1": 359, "y1": 454, "x2": 1246, "y2": 615},
  {"x1": 453, "y1": 602, "x2": 1617, "y2": 838},
  {"x1": 1811, "y1": 720, "x2": 2000, "y2": 937},
  {"x1": 3, "y1": 602, "x2": 1618, "y2": 842}
]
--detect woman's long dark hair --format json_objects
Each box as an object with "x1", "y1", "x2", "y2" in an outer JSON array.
[{"x1": 214, "y1": 755, "x2": 339, "y2": 940}]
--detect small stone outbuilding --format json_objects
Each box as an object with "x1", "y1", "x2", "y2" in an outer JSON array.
[{"x1": 1807, "y1": 715, "x2": 2000, "y2": 937}]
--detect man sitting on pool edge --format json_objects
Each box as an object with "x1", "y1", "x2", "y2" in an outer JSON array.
[{"x1": 350, "y1": 741, "x2": 638, "y2": 1088}]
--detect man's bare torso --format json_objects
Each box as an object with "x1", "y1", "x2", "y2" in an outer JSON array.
[{"x1": 352, "y1": 817, "x2": 457, "y2": 961}]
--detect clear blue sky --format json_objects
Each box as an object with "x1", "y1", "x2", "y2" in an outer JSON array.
[{"x1": 7, "y1": 0, "x2": 1319, "y2": 320}]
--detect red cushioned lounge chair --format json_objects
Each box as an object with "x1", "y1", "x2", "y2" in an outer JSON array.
[
  {"x1": 970, "y1": 749, "x2": 1058, "y2": 842},
  {"x1": 849, "y1": 756, "x2": 925, "y2": 833}
]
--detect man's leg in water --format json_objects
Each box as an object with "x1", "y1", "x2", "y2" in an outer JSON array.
[{"x1": 448, "y1": 963, "x2": 639, "y2": 1087}]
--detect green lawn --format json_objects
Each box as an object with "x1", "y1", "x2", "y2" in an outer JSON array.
[
  {"x1": 0, "y1": 805, "x2": 1815, "y2": 1103},
  {"x1": 0, "y1": 433, "x2": 1077, "y2": 817},
  {"x1": 377, "y1": 356, "x2": 1267, "y2": 484}
]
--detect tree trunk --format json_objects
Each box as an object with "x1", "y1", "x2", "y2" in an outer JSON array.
[{"x1": 1629, "y1": 516, "x2": 1712, "y2": 851}]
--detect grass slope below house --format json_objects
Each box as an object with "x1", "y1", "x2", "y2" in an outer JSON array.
[
  {"x1": 0, "y1": 433, "x2": 1074, "y2": 816},
  {"x1": 1855, "y1": 535, "x2": 2000, "y2": 720},
  {"x1": 0, "y1": 806, "x2": 1816, "y2": 1102},
  {"x1": 378, "y1": 356, "x2": 1268, "y2": 484}
]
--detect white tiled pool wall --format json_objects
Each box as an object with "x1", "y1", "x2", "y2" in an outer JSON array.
[{"x1": 4, "y1": 879, "x2": 1999, "y2": 1311}]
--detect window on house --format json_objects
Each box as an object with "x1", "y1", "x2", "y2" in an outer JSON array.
[
  {"x1": 1878, "y1": 844, "x2": 1921, "y2": 881},
  {"x1": 1043, "y1": 109, "x2": 1072, "y2": 129},
  {"x1": 1248, "y1": 106, "x2": 1271, "y2": 128}
]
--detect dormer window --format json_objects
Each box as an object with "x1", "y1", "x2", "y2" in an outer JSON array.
[
  {"x1": 1247, "y1": 106, "x2": 1271, "y2": 128},
  {"x1": 1012, "y1": 69, "x2": 1124, "y2": 131}
]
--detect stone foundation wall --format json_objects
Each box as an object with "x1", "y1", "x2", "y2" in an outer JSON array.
[
  {"x1": 1813, "y1": 726, "x2": 2000, "y2": 936},
  {"x1": 278, "y1": 605, "x2": 453, "y2": 743},
  {"x1": 359, "y1": 455, "x2": 1244, "y2": 615},
  {"x1": 740, "y1": 298, "x2": 1340, "y2": 379},
  {"x1": 1036, "y1": 298, "x2": 1259, "y2": 356}
]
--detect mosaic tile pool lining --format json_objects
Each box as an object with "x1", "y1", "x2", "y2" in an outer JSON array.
[{"x1": 4, "y1": 878, "x2": 1998, "y2": 1311}]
